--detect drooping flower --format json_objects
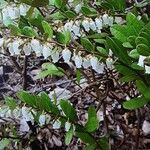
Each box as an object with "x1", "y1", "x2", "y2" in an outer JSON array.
[
  {"x1": 0, "y1": 38, "x2": 4, "y2": 47},
  {"x1": 39, "y1": 114, "x2": 46, "y2": 126},
  {"x1": 115, "y1": 17, "x2": 123, "y2": 24},
  {"x1": 62, "y1": 48, "x2": 72, "y2": 63},
  {"x1": 19, "y1": 4, "x2": 29, "y2": 16},
  {"x1": 64, "y1": 21, "x2": 73, "y2": 32},
  {"x1": 8, "y1": 42, "x2": 14, "y2": 56},
  {"x1": 90, "y1": 56, "x2": 99, "y2": 70},
  {"x1": 108, "y1": 16, "x2": 114, "y2": 26},
  {"x1": 138, "y1": 55, "x2": 146, "y2": 67},
  {"x1": 89, "y1": 19, "x2": 97, "y2": 31},
  {"x1": 65, "y1": 122, "x2": 71, "y2": 131},
  {"x1": 82, "y1": 19, "x2": 90, "y2": 32},
  {"x1": 42, "y1": 44, "x2": 52, "y2": 59},
  {"x1": 51, "y1": 51, "x2": 60, "y2": 63},
  {"x1": 72, "y1": 24, "x2": 80, "y2": 37},
  {"x1": 31, "y1": 39, "x2": 42, "y2": 57},
  {"x1": 73, "y1": 53, "x2": 83, "y2": 68},
  {"x1": 23, "y1": 43, "x2": 32, "y2": 56},
  {"x1": 145, "y1": 65, "x2": 150, "y2": 74},
  {"x1": 95, "y1": 62, "x2": 105, "y2": 74},
  {"x1": 74, "y1": 4, "x2": 82, "y2": 13},
  {"x1": 102, "y1": 14, "x2": 109, "y2": 26},
  {"x1": 7, "y1": 6, "x2": 19, "y2": 20},
  {"x1": 82, "y1": 57, "x2": 91, "y2": 69},
  {"x1": 12, "y1": 40, "x2": 21, "y2": 55},
  {"x1": 106, "y1": 58, "x2": 114, "y2": 69},
  {"x1": 95, "y1": 17, "x2": 103, "y2": 30}
]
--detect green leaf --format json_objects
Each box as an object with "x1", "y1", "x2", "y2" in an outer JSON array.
[
  {"x1": 81, "y1": 6, "x2": 97, "y2": 17},
  {"x1": 17, "y1": 91, "x2": 36, "y2": 107},
  {"x1": 5, "y1": 97, "x2": 17, "y2": 111},
  {"x1": 106, "y1": 37, "x2": 131, "y2": 64},
  {"x1": 84, "y1": 143, "x2": 97, "y2": 150},
  {"x1": 19, "y1": 16, "x2": 31, "y2": 29},
  {"x1": 40, "y1": 92, "x2": 60, "y2": 115},
  {"x1": 129, "y1": 49, "x2": 139, "y2": 59},
  {"x1": 126, "y1": 12, "x2": 144, "y2": 35},
  {"x1": 98, "y1": 137, "x2": 109, "y2": 150},
  {"x1": 120, "y1": 74, "x2": 138, "y2": 82},
  {"x1": 42, "y1": 20, "x2": 53, "y2": 39},
  {"x1": 81, "y1": 38, "x2": 94, "y2": 51},
  {"x1": 60, "y1": 100, "x2": 78, "y2": 121},
  {"x1": 76, "y1": 69, "x2": 81, "y2": 84},
  {"x1": 21, "y1": 0, "x2": 49, "y2": 7},
  {"x1": 37, "y1": 63, "x2": 64, "y2": 78},
  {"x1": 136, "y1": 44, "x2": 150, "y2": 56},
  {"x1": 97, "y1": 47, "x2": 108, "y2": 56},
  {"x1": 65, "y1": 10, "x2": 76, "y2": 19},
  {"x1": 123, "y1": 97, "x2": 150, "y2": 110},
  {"x1": 101, "y1": 0, "x2": 126, "y2": 11},
  {"x1": 57, "y1": 31, "x2": 71, "y2": 44},
  {"x1": 136, "y1": 37, "x2": 150, "y2": 47},
  {"x1": 49, "y1": 11, "x2": 66, "y2": 20},
  {"x1": 65, "y1": 126, "x2": 74, "y2": 145},
  {"x1": 110, "y1": 25, "x2": 128, "y2": 43},
  {"x1": 0, "y1": 139, "x2": 10, "y2": 149},
  {"x1": 75, "y1": 132, "x2": 96, "y2": 144},
  {"x1": 9, "y1": 24, "x2": 21, "y2": 36},
  {"x1": 136, "y1": 80, "x2": 147, "y2": 94},
  {"x1": 22, "y1": 26, "x2": 37, "y2": 37},
  {"x1": 54, "y1": 0, "x2": 63, "y2": 8},
  {"x1": 85, "y1": 106, "x2": 99, "y2": 132}
]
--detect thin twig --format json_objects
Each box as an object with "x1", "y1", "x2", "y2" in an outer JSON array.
[{"x1": 22, "y1": 56, "x2": 28, "y2": 90}]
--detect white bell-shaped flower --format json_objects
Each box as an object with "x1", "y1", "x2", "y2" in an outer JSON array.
[
  {"x1": 106, "y1": 58, "x2": 114, "y2": 69},
  {"x1": 95, "y1": 17, "x2": 103, "y2": 30},
  {"x1": 42, "y1": 44, "x2": 52, "y2": 59},
  {"x1": 108, "y1": 16, "x2": 114, "y2": 26},
  {"x1": 138, "y1": 55, "x2": 146, "y2": 67},
  {"x1": 53, "y1": 120, "x2": 61, "y2": 129},
  {"x1": 82, "y1": 57, "x2": 91, "y2": 69},
  {"x1": 8, "y1": 43, "x2": 14, "y2": 56},
  {"x1": 19, "y1": 4, "x2": 29, "y2": 16},
  {"x1": 31, "y1": 39, "x2": 42, "y2": 57},
  {"x1": 62, "y1": 48, "x2": 71, "y2": 63},
  {"x1": 90, "y1": 56, "x2": 99, "y2": 70},
  {"x1": 82, "y1": 19, "x2": 90, "y2": 32},
  {"x1": 64, "y1": 21, "x2": 73, "y2": 32},
  {"x1": 142, "y1": 120, "x2": 150, "y2": 135},
  {"x1": 19, "y1": 118, "x2": 30, "y2": 132},
  {"x1": 8, "y1": 6, "x2": 19, "y2": 20},
  {"x1": 95, "y1": 62, "x2": 105, "y2": 74},
  {"x1": 74, "y1": 4, "x2": 82, "y2": 13},
  {"x1": 74, "y1": 54, "x2": 83, "y2": 68},
  {"x1": 89, "y1": 19, "x2": 97, "y2": 31},
  {"x1": 51, "y1": 51, "x2": 60, "y2": 63},
  {"x1": 102, "y1": 14, "x2": 109, "y2": 26},
  {"x1": 12, "y1": 40, "x2": 21, "y2": 55},
  {"x1": 65, "y1": 122, "x2": 71, "y2": 131},
  {"x1": 72, "y1": 24, "x2": 80, "y2": 37},
  {"x1": 21, "y1": 106, "x2": 33, "y2": 122},
  {"x1": 2, "y1": 8, "x2": 9, "y2": 21},
  {"x1": 0, "y1": 38, "x2": 4, "y2": 47},
  {"x1": 23, "y1": 43, "x2": 32, "y2": 56},
  {"x1": 145, "y1": 65, "x2": 150, "y2": 74},
  {"x1": 39, "y1": 114, "x2": 46, "y2": 126},
  {"x1": 115, "y1": 17, "x2": 123, "y2": 24}
]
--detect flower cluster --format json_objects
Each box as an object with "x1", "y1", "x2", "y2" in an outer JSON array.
[
  {"x1": 0, "y1": 3, "x2": 29, "y2": 23},
  {"x1": 0, "y1": 37, "x2": 114, "y2": 73},
  {"x1": 59, "y1": 15, "x2": 123, "y2": 39}
]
